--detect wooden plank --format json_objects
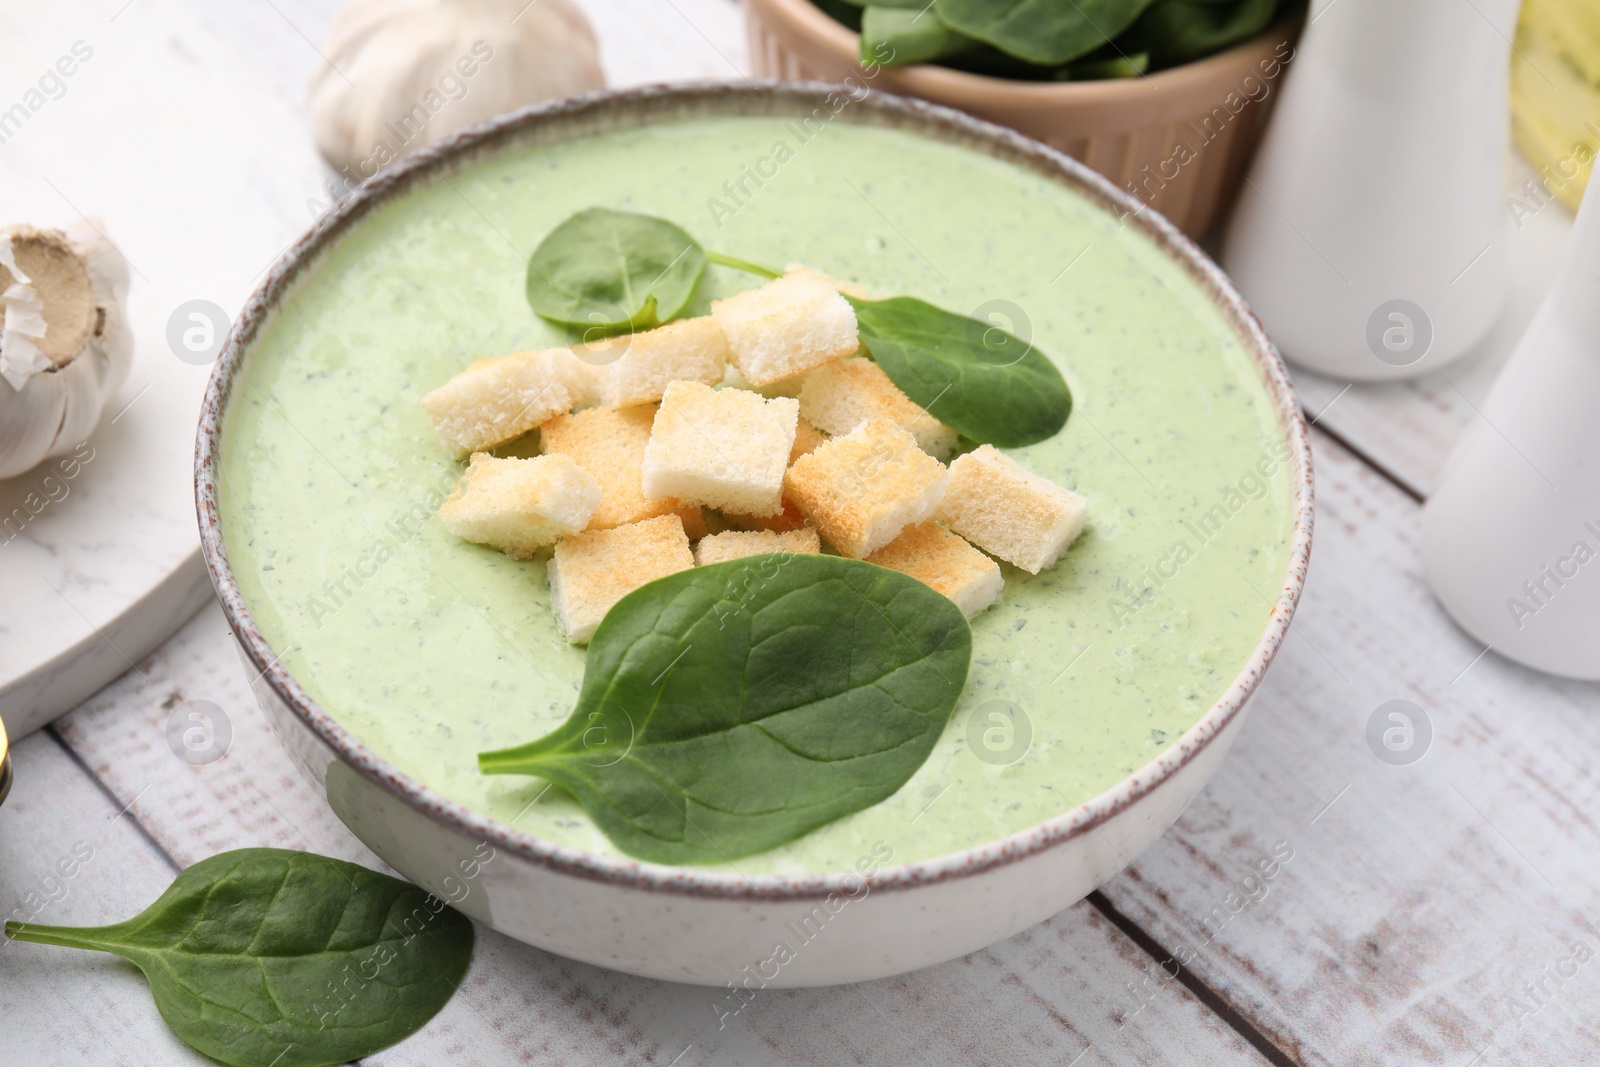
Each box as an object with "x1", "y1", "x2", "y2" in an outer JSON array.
[
  {"x1": 49, "y1": 602, "x2": 1267, "y2": 1065},
  {"x1": 1096, "y1": 426, "x2": 1600, "y2": 1067},
  {"x1": 0, "y1": 732, "x2": 214, "y2": 1066}
]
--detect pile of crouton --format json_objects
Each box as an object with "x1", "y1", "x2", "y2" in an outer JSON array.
[{"x1": 422, "y1": 268, "x2": 1087, "y2": 644}]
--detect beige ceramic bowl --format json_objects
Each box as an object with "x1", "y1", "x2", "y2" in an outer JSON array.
[{"x1": 745, "y1": 0, "x2": 1301, "y2": 237}]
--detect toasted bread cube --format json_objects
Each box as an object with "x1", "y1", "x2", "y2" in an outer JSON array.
[
  {"x1": 694, "y1": 528, "x2": 821, "y2": 566},
  {"x1": 791, "y1": 416, "x2": 828, "y2": 464},
  {"x1": 784, "y1": 419, "x2": 948, "y2": 559},
  {"x1": 866, "y1": 523, "x2": 1002, "y2": 619},
  {"x1": 711, "y1": 269, "x2": 858, "y2": 386},
  {"x1": 781, "y1": 263, "x2": 875, "y2": 301},
  {"x1": 717, "y1": 418, "x2": 831, "y2": 533},
  {"x1": 799, "y1": 357, "x2": 958, "y2": 460},
  {"x1": 540, "y1": 403, "x2": 681, "y2": 530},
  {"x1": 439, "y1": 452, "x2": 599, "y2": 559},
  {"x1": 642, "y1": 381, "x2": 798, "y2": 517},
  {"x1": 422, "y1": 348, "x2": 586, "y2": 456},
  {"x1": 575, "y1": 316, "x2": 727, "y2": 408},
  {"x1": 936, "y1": 444, "x2": 1086, "y2": 573},
  {"x1": 546, "y1": 514, "x2": 694, "y2": 643}
]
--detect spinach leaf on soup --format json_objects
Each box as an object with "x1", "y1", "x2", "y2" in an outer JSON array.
[
  {"x1": 480, "y1": 555, "x2": 972, "y2": 865},
  {"x1": 4, "y1": 849, "x2": 474, "y2": 1067},
  {"x1": 848, "y1": 295, "x2": 1072, "y2": 447},
  {"x1": 525, "y1": 207, "x2": 707, "y2": 336}
]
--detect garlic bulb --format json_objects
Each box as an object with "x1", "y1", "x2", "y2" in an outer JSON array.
[
  {"x1": 0, "y1": 223, "x2": 132, "y2": 481},
  {"x1": 309, "y1": 0, "x2": 606, "y2": 179}
]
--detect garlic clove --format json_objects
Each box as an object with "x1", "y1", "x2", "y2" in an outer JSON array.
[
  {"x1": 308, "y1": 0, "x2": 606, "y2": 179},
  {"x1": 0, "y1": 222, "x2": 133, "y2": 481}
]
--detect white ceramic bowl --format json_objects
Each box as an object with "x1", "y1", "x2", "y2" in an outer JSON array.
[{"x1": 195, "y1": 83, "x2": 1314, "y2": 988}]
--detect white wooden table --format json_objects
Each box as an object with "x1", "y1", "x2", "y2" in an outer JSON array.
[{"x1": 3, "y1": 2, "x2": 1598, "y2": 1064}]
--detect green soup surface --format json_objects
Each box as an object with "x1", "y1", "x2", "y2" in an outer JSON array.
[{"x1": 219, "y1": 115, "x2": 1295, "y2": 875}]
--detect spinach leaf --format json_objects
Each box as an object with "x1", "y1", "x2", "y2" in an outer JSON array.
[
  {"x1": 1127, "y1": 0, "x2": 1280, "y2": 68},
  {"x1": 849, "y1": 295, "x2": 1071, "y2": 447},
  {"x1": 1067, "y1": 50, "x2": 1151, "y2": 79},
  {"x1": 933, "y1": 0, "x2": 1162, "y2": 66},
  {"x1": 480, "y1": 555, "x2": 971, "y2": 865},
  {"x1": 861, "y1": 6, "x2": 978, "y2": 65},
  {"x1": 525, "y1": 207, "x2": 707, "y2": 337},
  {"x1": 5, "y1": 849, "x2": 473, "y2": 1067}
]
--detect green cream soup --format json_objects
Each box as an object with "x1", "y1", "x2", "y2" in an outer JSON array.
[{"x1": 219, "y1": 116, "x2": 1294, "y2": 874}]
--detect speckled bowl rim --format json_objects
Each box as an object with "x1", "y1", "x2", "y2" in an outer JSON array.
[{"x1": 196, "y1": 81, "x2": 1314, "y2": 903}]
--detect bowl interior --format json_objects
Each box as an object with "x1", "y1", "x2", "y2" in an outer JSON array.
[{"x1": 197, "y1": 83, "x2": 1311, "y2": 895}]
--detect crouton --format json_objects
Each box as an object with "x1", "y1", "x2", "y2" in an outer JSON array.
[
  {"x1": 539, "y1": 403, "x2": 681, "y2": 530},
  {"x1": 791, "y1": 416, "x2": 828, "y2": 464},
  {"x1": 799, "y1": 357, "x2": 958, "y2": 459},
  {"x1": 546, "y1": 514, "x2": 694, "y2": 644},
  {"x1": 642, "y1": 381, "x2": 798, "y2": 517},
  {"x1": 783, "y1": 264, "x2": 874, "y2": 301},
  {"x1": 784, "y1": 419, "x2": 948, "y2": 559},
  {"x1": 694, "y1": 528, "x2": 821, "y2": 566},
  {"x1": 936, "y1": 444, "x2": 1086, "y2": 573},
  {"x1": 438, "y1": 452, "x2": 600, "y2": 559},
  {"x1": 421, "y1": 348, "x2": 587, "y2": 456},
  {"x1": 865, "y1": 523, "x2": 1002, "y2": 618},
  {"x1": 575, "y1": 316, "x2": 727, "y2": 408},
  {"x1": 711, "y1": 269, "x2": 858, "y2": 386},
  {"x1": 716, "y1": 417, "x2": 833, "y2": 533}
]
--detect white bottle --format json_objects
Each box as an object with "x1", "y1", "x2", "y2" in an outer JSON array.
[
  {"x1": 1223, "y1": 0, "x2": 1520, "y2": 381},
  {"x1": 1422, "y1": 179, "x2": 1600, "y2": 680}
]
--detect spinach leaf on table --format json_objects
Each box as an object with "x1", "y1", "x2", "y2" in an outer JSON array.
[
  {"x1": 5, "y1": 848, "x2": 473, "y2": 1067},
  {"x1": 1126, "y1": 0, "x2": 1281, "y2": 68},
  {"x1": 480, "y1": 555, "x2": 972, "y2": 865},
  {"x1": 849, "y1": 295, "x2": 1072, "y2": 447},
  {"x1": 933, "y1": 0, "x2": 1162, "y2": 66},
  {"x1": 525, "y1": 207, "x2": 707, "y2": 336}
]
